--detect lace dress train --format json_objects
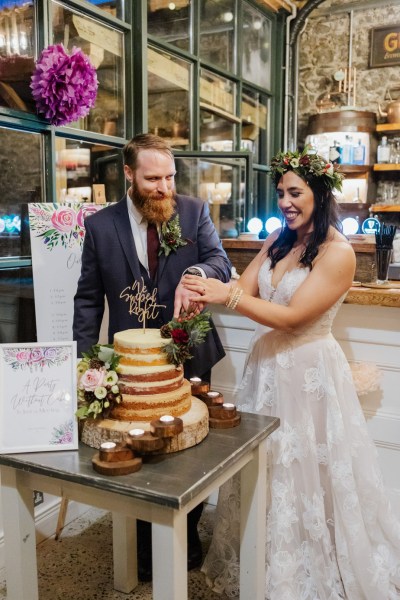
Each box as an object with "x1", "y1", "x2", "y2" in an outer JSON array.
[{"x1": 202, "y1": 260, "x2": 400, "y2": 599}]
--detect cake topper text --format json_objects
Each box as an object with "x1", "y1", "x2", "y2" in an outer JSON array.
[{"x1": 120, "y1": 278, "x2": 166, "y2": 329}]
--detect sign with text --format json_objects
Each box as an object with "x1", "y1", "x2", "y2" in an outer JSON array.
[
  {"x1": 370, "y1": 25, "x2": 400, "y2": 68},
  {"x1": 29, "y1": 203, "x2": 106, "y2": 343},
  {"x1": 0, "y1": 342, "x2": 78, "y2": 453}
]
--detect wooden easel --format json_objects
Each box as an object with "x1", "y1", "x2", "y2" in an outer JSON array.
[{"x1": 55, "y1": 496, "x2": 69, "y2": 540}]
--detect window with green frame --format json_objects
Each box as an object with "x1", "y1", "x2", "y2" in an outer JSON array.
[{"x1": 146, "y1": 0, "x2": 285, "y2": 232}]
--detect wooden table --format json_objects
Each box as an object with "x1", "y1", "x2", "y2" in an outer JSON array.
[{"x1": 0, "y1": 412, "x2": 279, "y2": 600}]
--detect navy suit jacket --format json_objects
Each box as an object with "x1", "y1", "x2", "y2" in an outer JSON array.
[{"x1": 73, "y1": 194, "x2": 232, "y2": 378}]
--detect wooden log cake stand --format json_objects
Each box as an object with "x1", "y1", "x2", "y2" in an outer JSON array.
[{"x1": 81, "y1": 397, "x2": 209, "y2": 454}]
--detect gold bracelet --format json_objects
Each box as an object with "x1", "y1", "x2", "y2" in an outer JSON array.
[
  {"x1": 231, "y1": 289, "x2": 243, "y2": 310},
  {"x1": 226, "y1": 286, "x2": 243, "y2": 310},
  {"x1": 225, "y1": 284, "x2": 235, "y2": 307}
]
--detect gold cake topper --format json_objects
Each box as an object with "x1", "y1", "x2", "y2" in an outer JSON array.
[{"x1": 120, "y1": 278, "x2": 166, "y2": 331}]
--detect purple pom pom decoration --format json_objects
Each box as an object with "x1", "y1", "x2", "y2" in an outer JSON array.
[{"x1": 30, "y1": 44, "x2": 98, "y2": 127}]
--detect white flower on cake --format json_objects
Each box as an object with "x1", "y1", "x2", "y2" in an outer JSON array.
[{"x1": 76, "y1": 344, "x2": 122, "y2": 420}]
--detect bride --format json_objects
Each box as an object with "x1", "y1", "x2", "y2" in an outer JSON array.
[{"x1": 182, "y1": 147, "x2": 400, "y2": 599}]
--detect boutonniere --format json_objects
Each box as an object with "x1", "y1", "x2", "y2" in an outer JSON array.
[{"x1": 159, "y1": 215, "x2": 187, "y2": 257}]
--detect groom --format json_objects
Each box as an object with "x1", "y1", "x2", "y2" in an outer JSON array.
[{"x1": 73, "y1": 133, "x2": 231, "y2": 581}]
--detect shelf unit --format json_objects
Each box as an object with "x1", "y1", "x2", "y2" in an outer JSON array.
[
  {"x1": 372, "y1": 123, "x2": 400, "y2": 213},
  {"x1": 373, "y1": 164, "x2": 400, "y2": 171}
]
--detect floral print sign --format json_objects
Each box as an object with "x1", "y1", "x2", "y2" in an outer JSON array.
[
  {"x1": 29, "y1": 202, "x2": 108, "y2": 343},
  {"x1": 0, "y1": 342, "x2": 78, "y2": 453},
  {"x1": 29, "y1": 202, "x2": 101, "y2": 250},
  {"x1": 3, "y1": 346, "x2": 70, "y2": 372}
]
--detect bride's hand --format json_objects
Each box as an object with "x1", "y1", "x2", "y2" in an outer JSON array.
[{"x1": 181, "y1": 275, "x2": 231, "y2": 306}]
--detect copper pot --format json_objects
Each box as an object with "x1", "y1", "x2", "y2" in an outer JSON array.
[{"x1": 379, "y1": 85, "x2": 400, "y2": 123}]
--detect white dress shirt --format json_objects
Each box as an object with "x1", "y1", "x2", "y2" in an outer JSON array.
[{"x1": 126, "y1": 194, "x2": 154, "y2": 275}]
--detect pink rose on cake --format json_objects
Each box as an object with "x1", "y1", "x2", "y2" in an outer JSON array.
[
  {"x1": 76, "y1": 344, "x2": 122, "y2": 420},
  {"x1": 79, "y1": 367, "x2": 106, "y2": 392}
]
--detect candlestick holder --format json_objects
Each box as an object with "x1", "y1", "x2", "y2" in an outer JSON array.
[
  {"x1": 92, "y1": 442, "x2": 143, "y2": 475},
  {"x1": 189, "y1": 377, "x2": 210, "y2": 396},
  {"x1": 197, "y1": 390, "x2": 224, "y2": 407},
  {"x1": 208, "y1": 402, "x2": 241, "y2": 429},
  {"x1": 126, "y1": 429, "x2": 165, "y2": 454},
  {"x1": 99, "y1": 441, "x2": 136, "y2": 463},
  {"x1": 150, "y1": 415, "x2": 183, "y2": 438}
]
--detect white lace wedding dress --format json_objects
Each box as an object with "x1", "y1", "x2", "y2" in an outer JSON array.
[{"x1": 202, "y1": 258, "x2": 400, "y2": 599}]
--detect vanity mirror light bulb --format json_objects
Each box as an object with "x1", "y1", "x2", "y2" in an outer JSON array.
[
  {"x1": 341, "y1": 217, "x2": 359, "y2": 236},
  {"x1": 265, "y1": 217, "x2": 282, "y2": 234},
  {"x1": 247, "y1": 217, "x2": 263, "y2": 235}
]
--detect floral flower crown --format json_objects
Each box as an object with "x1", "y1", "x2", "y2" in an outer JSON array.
[{"x1": 269, "y1": 146, "x2": 344, "y2": 192}]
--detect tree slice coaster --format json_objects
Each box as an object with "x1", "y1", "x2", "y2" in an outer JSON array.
[
  {"x1": 92, "y1": 454, "x2": 142, "y2": 476},
  {"x1": 81, "y1": 397, "x2": 209, "y2": 454},
  {"x1": 208, "y1": 413, "x2": 241, "y2": 429}
]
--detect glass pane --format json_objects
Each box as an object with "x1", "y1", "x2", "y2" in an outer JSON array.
[
  {"x1": 147, "y1": 0, "x2": 190, "y2": 52},
  {"x1": 199, "y1": 0, "x2": 235, "y2": 73},
  {"x1": 253, "y1": 170, "x2": 269, "y2": 223},
  {"x1": 241, "y1": 88, "x2": 268, "y2": 162},
  {"x1": 0, "y1": 0, "x2": 36, "y2": 113},
  {"x1": 174, "y1": 156, "x2": 246, "y2": 238},
  {"x1": 242, "y1": 3, "x2": 271, "y2": 89},
  {"x1": 51, "y1": 1, "x2": 125, "y2": 137},
  {"x1": 148, "y1": 46, "x2": 190, "y2": 149},
  {"x1": 55, "y1": 138, "x2": 124, "y2": 204},
  {"x1": 0, "y1": 127, "x2": 40, "y2": 343},
  {"x1": 200, "y1": 69, "x2": 237, "y2": 150},
  {"x1": 85, "y1": 0, "x2": 122, "y2": 20},
  {"x1": 0, "y1": 127, "x2": 42, "y2": 259},
  {"x1": 0, "y1": 265, "x2": 35, "y2": 343}
]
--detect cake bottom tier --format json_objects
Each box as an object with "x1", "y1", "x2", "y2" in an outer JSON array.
[{"x1": 81, "y1": 397, "x2": 209, "y2": 454}]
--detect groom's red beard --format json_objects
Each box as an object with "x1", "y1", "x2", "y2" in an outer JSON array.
[{"x1": 130, "y1": 179, "x2": 176, "y2": 224}]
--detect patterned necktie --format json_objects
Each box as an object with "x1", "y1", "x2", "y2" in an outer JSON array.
[{"x1": 147, "y1": 222, "x2": 160, "y2": 280}]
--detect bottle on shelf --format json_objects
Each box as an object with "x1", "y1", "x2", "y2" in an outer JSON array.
[
  {"x1": 328, "y1": 140, "x2": 343, "y2": 164},
  {"x1": 377, "y1": 136, "x2": 390, "y2": 163},
  {"x1": 342, "y1": 135, "x2": 353, "y2": 164},
  {"x1": 352, "y1": 139, "x2": 366, "y2": 165}
]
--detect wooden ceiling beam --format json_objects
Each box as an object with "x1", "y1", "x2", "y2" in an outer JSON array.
[{"x1": 255, "y1": 0, "x2": 298, "y2": 13}]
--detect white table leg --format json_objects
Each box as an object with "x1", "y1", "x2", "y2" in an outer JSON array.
[
  {"x1": 112, "y1": 512, "x2": 137, "y2": 592},
  {"x1": 1, "y1": 467, "x2": 38, "y2": 600},
  {"x1": 152, "y1": 509, "x2": 188, "y2": 600},
  {"x1": 240, "y1": 439, "x2": 268, "y2": 600}
]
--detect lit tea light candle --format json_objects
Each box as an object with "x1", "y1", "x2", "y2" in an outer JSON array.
[
  {"x1": 160, "y1": 415, "x2": 174, "y2": 423},
  {"x1": 151, "y1": 415, "x2": 183, "y2": 438},
  {"x1": 100, "y1": 441, "x2": 116, "y2": 450},
  {"x1": 189, "y1": 377, "x2": 210, "y2": 396},
  {"x1": 129, "y1": 428, "x2": 145, "y2": 438},
  {"x1": 223, "y1": 403, "x2": 235, "y2": 409},
  {"x1": 199, "y1": 389, "x2": 223, "y2": 406}
]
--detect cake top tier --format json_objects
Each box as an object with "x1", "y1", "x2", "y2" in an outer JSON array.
[{"x1": 114, "y1": 328, "x2": 170, "y2": 350}]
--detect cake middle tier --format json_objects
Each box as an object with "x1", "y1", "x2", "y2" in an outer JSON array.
[{"x1": 110, "y1": 379, "x2": 192, "y2": 422}]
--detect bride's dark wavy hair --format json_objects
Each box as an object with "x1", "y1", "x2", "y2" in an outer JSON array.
[{"x1": 267, "y1": 177, "x2": 342, "y2": 270}]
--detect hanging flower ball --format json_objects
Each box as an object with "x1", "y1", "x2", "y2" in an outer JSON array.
[{"x1": 30, "y1": 43, "x2": 98, "y2": 127}]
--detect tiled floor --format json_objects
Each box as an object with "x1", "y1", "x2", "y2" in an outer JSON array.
[{"x1": 0, "y1": 504, "x2": 228, "y2": 600}]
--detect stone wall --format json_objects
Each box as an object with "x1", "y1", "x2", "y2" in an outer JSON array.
[{"x1": 297, "y1": 0, "x2": 400, "y2": 143}]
